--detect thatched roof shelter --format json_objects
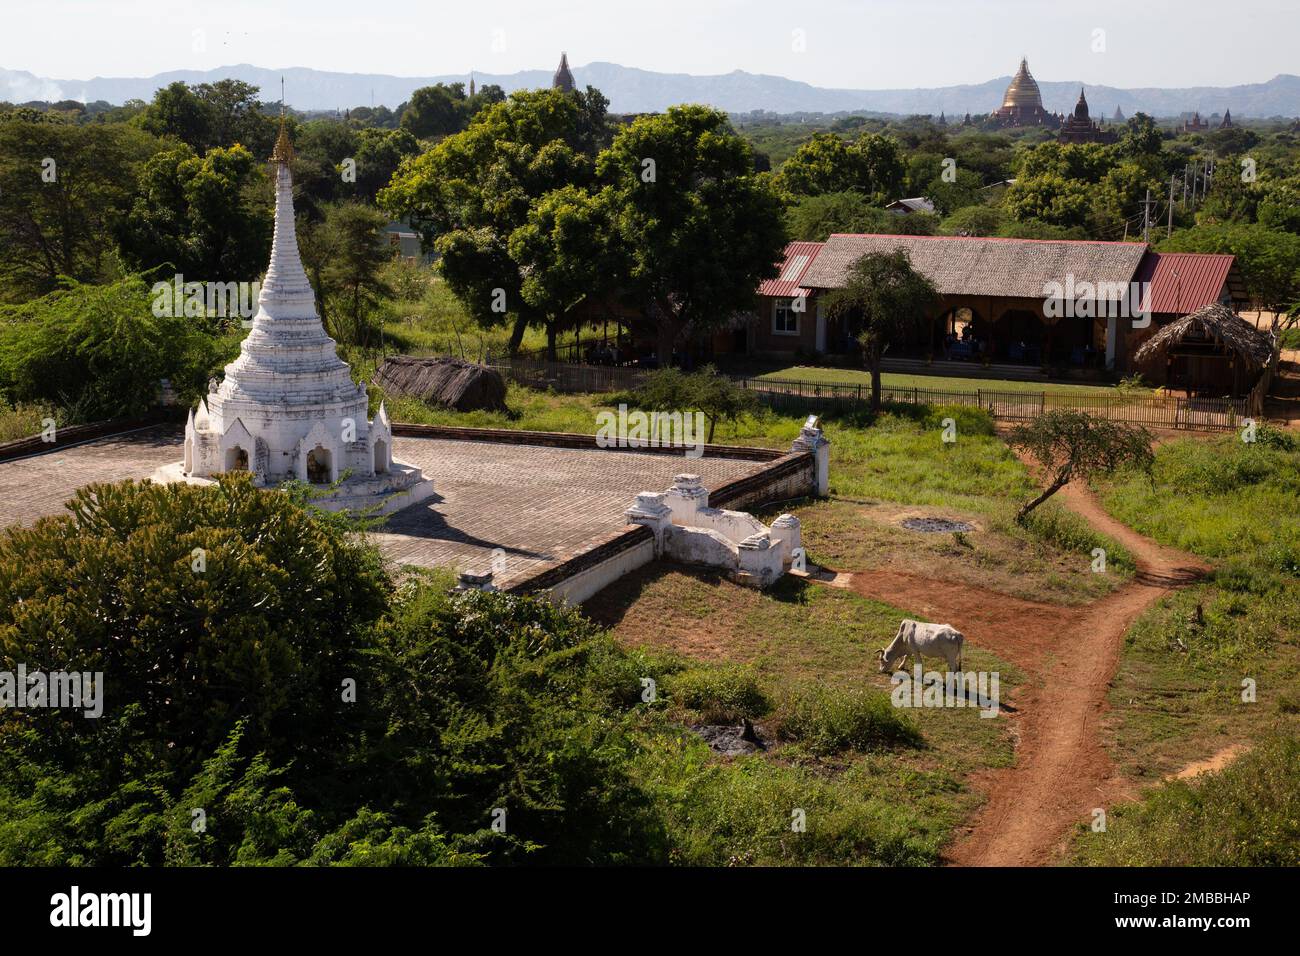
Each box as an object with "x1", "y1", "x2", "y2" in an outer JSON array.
[
  {"x1": 1133, "y1": 303, "x2": 1275, "y2": 372},
  {"x1": 373, "y1": 356, "x2": 508, "y2": 412}
]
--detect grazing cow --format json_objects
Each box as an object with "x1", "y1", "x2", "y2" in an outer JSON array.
[{"x1": 877, "y1": 619, "x2": 965, "y2": 673}]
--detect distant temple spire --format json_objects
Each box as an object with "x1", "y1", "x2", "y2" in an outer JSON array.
[
  {"x1": 1220, "y1": 108, "x2": 1234, "y2": 128},
  {"x1": 553, "y1": 52, "x2": 575, "y2": 93},
  {"x1": 1113, "y1": 105, "x2": 1125, "y2": 123}
]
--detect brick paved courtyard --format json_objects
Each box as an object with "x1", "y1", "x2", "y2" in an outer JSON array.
[{"x1": 0, "y1": 426, "x2": 768, "y2": 589}]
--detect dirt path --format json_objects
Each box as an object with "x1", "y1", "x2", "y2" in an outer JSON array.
[
  {"x1": 946, "y1": 481, "x2": 1207, "y2": 865},
  {"x1": 820, "y1": 477, "x2": 1208, "y2": 866}
]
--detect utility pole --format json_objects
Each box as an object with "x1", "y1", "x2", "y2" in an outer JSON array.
[
  {"x1": 1168, "y1": 177, "x2": 1176, "y2": 237},
  {"x1": 1141, "y1": 188, "x2": 1155, "y2": 243}
]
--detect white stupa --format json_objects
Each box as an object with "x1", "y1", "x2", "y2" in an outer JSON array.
[{"x1": 154, "y1": 119, "x2": 434, "y2": 515}]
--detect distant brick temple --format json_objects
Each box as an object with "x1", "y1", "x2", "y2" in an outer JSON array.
[{"x1": 1058, "y1": 88, "x2": 1117, "y2": 144}]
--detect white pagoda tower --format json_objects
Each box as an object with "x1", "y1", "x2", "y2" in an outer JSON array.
[{"x1": 155, "y1": 120, "x2": 433, "y2": 515}]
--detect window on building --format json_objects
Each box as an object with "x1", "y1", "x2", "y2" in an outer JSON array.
[{"x1": 773, "y1": 298, "x2": 799, "y2": 335}]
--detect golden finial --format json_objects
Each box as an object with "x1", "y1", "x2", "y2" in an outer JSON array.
[{"x1": 271, "y1": 79, "x2": 294, "y2": 164}]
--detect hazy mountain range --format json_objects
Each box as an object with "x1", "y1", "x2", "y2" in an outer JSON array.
[{"x1": 4, "y1": 61, "x2": 1299, "y2": 118}]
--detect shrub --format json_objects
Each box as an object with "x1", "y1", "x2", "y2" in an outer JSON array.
[
  {"x1": 774, "y1": 684, "x2": 922, "y2": 756},
  {"x1": 664, "y1": 665, "x2": 772, "y2": 723},
  {"x1": 0, "y1": 275, "x2": 227, "y2": 420}
]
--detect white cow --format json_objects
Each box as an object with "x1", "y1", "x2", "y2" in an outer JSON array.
[{"x1": 877, "y1": 619, "x2": 965, "y2": 673}]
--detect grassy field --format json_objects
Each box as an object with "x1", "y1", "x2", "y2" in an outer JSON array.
[
  {"x1": 753, "y1": 364, "x2": 1143, "y2": 397},
  {"x1": 379, "y1": 380, "x2": 1149, "y2": 863},
  {"x1": 1070, "y1": 429, "x2": 1300, "y2": 864},
  {"x1": 587, "y1": 566, "x2": 1022, "y2": 865}
]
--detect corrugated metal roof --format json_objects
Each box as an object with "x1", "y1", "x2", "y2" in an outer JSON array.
[
  {"x1": 1132, "y1": 251, "x2": 1236, "y2": 315},
  {"x1": 801, "y1": 234, "x2": 1149, "y2": 300},
  {"x1": 759, "y1": 241, "x2": 824, "y2": 298}
]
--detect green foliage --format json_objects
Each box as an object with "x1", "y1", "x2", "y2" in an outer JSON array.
[
  {"x1": 1074, "y1": 730, "x2": 1300, "y2": 865},
  {"x1": 619, "y1": 365, "x2": 760, "y2": 442},
  {"x1": 788, "y1": 191, "x2": 936, "y2": 241},
  {"x1": 1009, "y1": 410, "x2": 1153, "y2": 519},
  {"x1": 1160, "y1": 222, "x2": 1300, "y2": 311},
  {"x1": 298, "y1": 201, "x2": 395, "y2": 346},
  {"x1": 774, "y1": 684, "x2": 922, "y2": 756},
  {"x1": 663, "y1": 666, "x2": 772, "y2": 723},
  {"x1": 118, "y1": 142, "x2": 273, "y2": 281},
  {"x1": 1100, "y1": 433, "x2": 1300, "y2": 573},
  {"x1": 137, "y1": 79, "x2": 277, "y2": 155},
  {"x1": 0, "y1": 275, "x2": 229, "y2": 418},
  {"x1": 822, "y1": 249, "x2": 940, "y2": 410},
  {"x1": 1017, "y1": 502, "x2": 1135, "y2": 572},
  {"x1": 380, "y1": 87, "x2": 608, "y2": 354},
  {"x1": 595, "y1": 104, "x2": 788, "y2": 358},
  {"x1": 0, "y1": 119, "x2": 157, "y2": 301}
]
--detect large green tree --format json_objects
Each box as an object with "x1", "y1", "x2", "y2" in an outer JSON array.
[
  {"x1": 379, "y1": 88, "x2": 608, "y2": 354},
  {"x1": 118, "y1": 143, "x2": 273, "y2": 282},
  {"x1": 0, "y1": 119, "x2": 155, "y2": 301},
  {"x1": 822, "y1": 249, "x2": 939, "y2": 412},
  {"x1": 595, "y1": 104, "x2": 788, "y2": 361}
]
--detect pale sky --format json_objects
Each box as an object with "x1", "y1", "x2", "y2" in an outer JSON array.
[{"x1": 4, "y1": 0, "x2": 1295, "y2": 89}]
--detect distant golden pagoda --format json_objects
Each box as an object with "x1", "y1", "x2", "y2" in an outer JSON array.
[{"x1": 990, "y1": 58, "x2": 1060, "y2": 129}]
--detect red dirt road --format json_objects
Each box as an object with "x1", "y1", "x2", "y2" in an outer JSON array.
[{"x1": 828, "y1": 481, "x2": 1208, "y2": 866}]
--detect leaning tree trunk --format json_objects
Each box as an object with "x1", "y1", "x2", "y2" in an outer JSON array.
[{"x1": 1016, "y1": 466, "x2": 1072, "y2": 522}]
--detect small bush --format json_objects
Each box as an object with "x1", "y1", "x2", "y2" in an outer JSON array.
[
  {"x1": 664, "y1": 666, "x2": 772, "y2": 723},
  {"x1": 775, "y1": 684, "x2": 922, "y2": 756}
]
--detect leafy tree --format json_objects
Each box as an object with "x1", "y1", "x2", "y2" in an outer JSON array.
[
  {"x1": 822, "y1": 249, "x2": 939, "y2": 412},
  {"x1": 596, "y1": 104, "x2": 788, "y2": 361},
  {"x1": 1119, "y1": 113, "x2": 1164, "y2": 159},
  {"x1": 0, "y1": 483, "x2": 667, "y2": 865},
  {"x1": 0, "y1": 119, "x2": 155, "y2": 300},
  {"x1": 788, "y1": 192, "x2": 935, "y2": 241},
  {"x1": 854, "y1": 132, "x2": 906, "y2": 202},
  {"x1": 1004, "y1": 171, "x2": 1093, "y2": 229},
  {"x1": 316, "y1": 202, "x2": 396, "y2": 347},
  {"x1": 137, "y1": 81, "x2": 211, "y2": 150},
  {"x1": 400, "y1": 83, "x2": 469, "y2": 139},
  {"x1": 380, "y1": 88, "x2": 605, "y2": 354},
  {"x1": 1008, "y1": 410, "x2": 1154, "y2": 520},
  {"x1": 351, "y1": 127, "x2": 419, "y2": 201},
  {"x1": 0, "y1": 275, "x2": 230, "y2": 419},
  {"x1": 118, "y1": 143, "x2": 273, "y2": 282},
  {"x1": 507, "y1": 184, "x2": 613, "y2": 358},
  {"x1": 940, "y1": 204, "x2": 1006, "y2": 236},
  {"x1": 777, "y1": 132, "x2": 866, "y2": 196},
  {"x1": 137, "y1": 79, "x2": 275, "y2": 154}
]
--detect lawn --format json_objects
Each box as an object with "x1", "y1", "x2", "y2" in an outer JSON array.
[
  {"x1": 1068, "y1": 429, "x2": 1300, "y2": 864},
  {"x1": 753, "y1": 363, "x2": 1142, "y2": 397}
]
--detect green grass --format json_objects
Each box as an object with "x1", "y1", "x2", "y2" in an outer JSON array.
[
  {"x1": 591, "y1": 567, "x2": 1021, "y2": 865},
  {"x1": 0, "y1": 401, "x2": 57, "y2": 443},
  {"x1": 1072, "y1": 729, "x2": 1300, "y2": 866},
  {"x1": 754, "y1": 364, "x2": 1143, "y2": 396},
  {"x1": 1068, "y1": 431, "x2": 1300, "y2": 863}
]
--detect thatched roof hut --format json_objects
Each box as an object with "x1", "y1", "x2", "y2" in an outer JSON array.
[
  {"x1": 373, "y1": 356, "x2": 508, "y2": 412},
  {"x1": 1133, "y1": 303, "x2": 1275, "y2": 397}
]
